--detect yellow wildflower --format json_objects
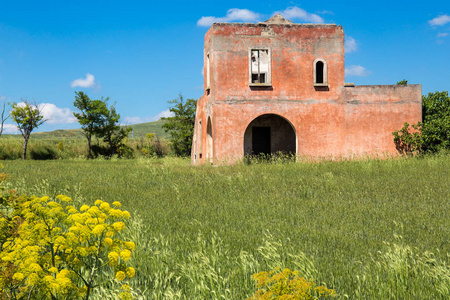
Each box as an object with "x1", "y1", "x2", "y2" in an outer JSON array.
[
  {"x1": 108, "y1": 251, "x2": 119, "y2": 265},
  {"x1": 120, "y1": 249, "x2": 131, "y2": 262},
  {"x1": 99, "y1": 202, "x2": 111, "y2": 211},
  {"x1": 92, "y1": 224, "x2": 105, "y2": 235},
  {"x1": 94, "y1": 199, "x2": 103, "y2": 206},
  {"x1": 80, "y1": 205, "x2": 89, "y2": 212},
  {"x1": 113, "y1": 222, "x2": 125, "y2": 231},
  {"x1": 115, "y1": 271, "x2": 126, "y2": 281},
  {"x1": 124, "y1": 241, "x2": 136, "y2": 251},
  {"x1": 112, "y1": 201, "x2": 121, "y2": 207},
  {"x1": 126, "y1": 267, "x2": 135, "y2": 278},
  {"x1": 122, "y1": 211, "x2": 131, "y2": 219},
  {"x1": 103, "y1": 237, "x2": 113, "y2": 247},
  {"x1": 12, "y1": 272, "x2": 25, "y2": 281}
]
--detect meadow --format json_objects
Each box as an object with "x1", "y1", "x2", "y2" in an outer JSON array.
[{"x1": 1, "y1": 155, "x2": 450, "y2": 299}]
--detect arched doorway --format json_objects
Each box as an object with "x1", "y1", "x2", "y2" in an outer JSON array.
[
  {"x1": 243, "y1": 114, "x2": 296, "y2": 156},
  {"x1": 206, "y1": 117, "x2": 213, "y2": 162}
]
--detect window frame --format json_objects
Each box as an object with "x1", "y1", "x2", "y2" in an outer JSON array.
[
  {"x1": 249, "y1": 48, "x2": 272, "y2": 87},
  {"x1": 313, "y1": 58, "x2": 328, "y2": 87}
]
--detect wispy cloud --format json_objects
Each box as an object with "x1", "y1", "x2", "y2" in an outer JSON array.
[
  {"x1": 316, "y1": 10, "x2": 334, "y2": 15},
  {"x1": 345, "y1": 36, "x2": 357, "y2": 53},
  {"x1": 197, "y1": 6, "x2": 325, "y2": 27},
  {"x1": 70, "y1": 73, "x2": 96, "y2": 88},
  {"x1": 123, "y1": 110, "x2": 175, "y2": 124},
  {"x1": 277, "y1": 6, "x2": 324, "y2": 23},
  {"x1": 437, "y1": 32, "x2": 449, "y2": 37},
  {"x1": 197, "y1": 8, "x2": 261, "y2": 27},
  {"x1": 345, "y1": 65, "x2": 371, "y2": 77},
  {"x1": 429, "y1": 14, "x2": 450, "y2": 26}
]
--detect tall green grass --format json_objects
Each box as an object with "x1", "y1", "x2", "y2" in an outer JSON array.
[
  {"x1": 2, "y1": 155, "x2": 449, "y2": 298},
  {"x1": 0, "y1": 137, "x2": 171, "y2": 159}
]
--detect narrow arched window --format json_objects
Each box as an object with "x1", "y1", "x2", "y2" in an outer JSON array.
[
  {"x1": 313, "y1": 59, "x2": 327, "y2": 86},
  {"x1": 316, "y1": 61, "x2": 324, "y2": 83}
]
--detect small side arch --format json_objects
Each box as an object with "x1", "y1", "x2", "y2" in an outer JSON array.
[{"x1": 313, "y1": 58, "x2": 328, "y2": 86}]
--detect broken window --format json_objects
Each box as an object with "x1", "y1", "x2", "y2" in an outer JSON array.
[{"x1": 250, "y1": 49, "x2": 271, "y2": 85}]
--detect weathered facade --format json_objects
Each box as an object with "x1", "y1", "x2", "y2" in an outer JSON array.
[{"x1": 192, "y1": 14, "x2": 422, "y2": 164}]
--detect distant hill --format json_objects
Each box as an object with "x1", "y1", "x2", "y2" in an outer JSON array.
[{"x1": 2, "y1": 119, "x2": 170, "y2": 140}]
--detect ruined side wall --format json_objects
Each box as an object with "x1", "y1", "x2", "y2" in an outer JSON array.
[{"x1": 343, "y1": 84, "x2": 422, "y2": 156}]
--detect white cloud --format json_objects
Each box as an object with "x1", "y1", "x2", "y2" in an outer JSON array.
[
  {"x1": 437, "y1": 32, "x2": 449, "y2": 37},
  {"x1": 2, "y1": 124, "x2": 19, "y2": 134},
  {"x1": 38, "y1": 103, "x2": 77, "y2": 124},
  {"x1": 123, "y1": 110, "x2": 175, "y2": 124},
  {"x1": 345, "y1": 65, "x2": 371, "y2": 77},
  {"x1": 197, "y1": 8, "x2": 261, "y2": 27},
  {"x1": 277, "y1": 6, "x2": 324, "y2": 23},
  {"x1": 70, "y1": 73, "x2": 96, "y2": 88},
  {"x1": 429, "y1": 14, "x2": 450, "y2": 26},
  {"x1": 345, "y1": 36, "x2": 358, "y2": 53},
  {"x1": 14, "y1": 102, "x2": 76, "y2": 124}
]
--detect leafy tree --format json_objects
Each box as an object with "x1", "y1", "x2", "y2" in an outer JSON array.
[
  {"x1": 73, "y1": 91, "x2": 108, "y2": 158},
  {"x1": 97, "y1": 104, "x2": 132, "y2": 158},
  {"x1": 421, "y1": 91, "x2": 450, "y2": 152},
  {"x1": 397, "y1": 79, "x2": 408, "y2": 85},
  {"x1": 0, "y1": 101, "x2": 10, "y2": 137},
  {"x1": 11, "y1": 100, "x2": 46, "y2": 160},
  {"x1": 162, "y1": 95, "x2": 197, "y2": 156}
]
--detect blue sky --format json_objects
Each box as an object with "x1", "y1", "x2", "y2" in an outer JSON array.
[{"x1": 1, "y1": 0, "x2": 449, "y2": 133}]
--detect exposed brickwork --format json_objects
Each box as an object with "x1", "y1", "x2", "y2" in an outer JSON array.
[{"x1": 192, "y1": 15, "x2": 422, "y2": 164}]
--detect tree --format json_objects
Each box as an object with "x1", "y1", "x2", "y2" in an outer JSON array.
[
  {"x1": 421, "y1": 91, "x2": 450, "y2": 152},
  {"x1": 73, "y1": 91, "x2": 108, "y2": 158},
  {"x1": 73, "y1": 92, "x2": 130, "y2": 158},
  {"x1": 0, "y1": 101, "x2": 10, "y2": 137},
  {"x1": 161, "y1": 95, "x2": 197, "y2": 156},
  {"x1": 97, "y1": 104, "x2": 132, "y2": 157},
  {"x1": 397, "y1": 79, "x2": 408, "y2": 85},
  {"x1": 11, "y1": 100, "x2": 46, "y2": 160}
]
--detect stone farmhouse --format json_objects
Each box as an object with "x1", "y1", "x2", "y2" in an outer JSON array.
[{"x1": 191, "y1": 14, "x2": 422, "y2": 164}]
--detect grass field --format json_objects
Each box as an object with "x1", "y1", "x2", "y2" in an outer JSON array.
[{"x1": 1, "y1": 155, "x2": 450, "y2": 299}]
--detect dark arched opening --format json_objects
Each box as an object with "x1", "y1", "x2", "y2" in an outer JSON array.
[
  {"x1": 244, "y1": 114, "x2": 296, "y2": 156},
  {"x1": 206, "y1": 117, "x2": 213, "y2": 162},
  {"x1": 316, "y1": 61, "x2": 324, "y2": 84}
]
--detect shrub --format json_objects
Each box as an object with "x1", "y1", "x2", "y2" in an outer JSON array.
[
  {"x1": 0, "y1": 179, "x2": 135, "y2": 299},
  {"x1": 392, "y1": 122, "x2": 422, "y2": 156}
]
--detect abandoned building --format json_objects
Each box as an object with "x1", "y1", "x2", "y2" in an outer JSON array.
[{"x1": 191, "y1": 14, "x2": 422, "y2": 164}]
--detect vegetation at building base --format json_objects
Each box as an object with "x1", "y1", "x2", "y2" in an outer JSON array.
[
  {"x1": 1, "y1": 155, "x2": 449, "y2": 299},
  {"x1": 393, "y1": 90, "x2": 450, "y2": 155},
  {"x1": 161, "y1": 94, "x2": 197, "y2": 157}
]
